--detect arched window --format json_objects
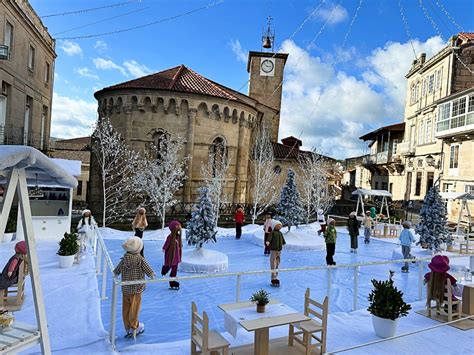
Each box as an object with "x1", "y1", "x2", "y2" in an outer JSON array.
[
  {"x1": 212, "y1": 104, "x2": 220, "y2": 120},
  {"x1": 117, "y1": 97, "x2": 123, "y2": 111},
  {"x1": 209, "y1": 137, "x2": 227, "y2": 177},
  {"x1": 131, "y1": 96, "x2": 138, "y2": 110},
  {"x1": 274, "y1": 165, "x2": 282, "y2": 175},
  {"x1": 153, "y1": 130, "x2": 168, "y2": 161},
  {"x1": 232, "y1": 109, "x2": 238, "y2": 124}
]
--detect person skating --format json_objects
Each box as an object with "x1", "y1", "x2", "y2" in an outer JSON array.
[
  {"x1": 317, "y1": 209, "x2": 326, "y2": 236},
  {"x1": 399, "y1": 221, "x2": 416, "y2": 273},
  {"x1": 263, "y1": 214, "x2": 272, "y2": 256},
  {"x1": 324, "y1": 219, "x2": 337, "y2": 265},
  {"x1": 266, "y1": 220, "x2": 286, "y2": 287},
  {"x1": 362, "y1": 211, "x2": 373, "y2": 244},
  {"x1": 132, "y1": 207, "x2": 148, "y2": 256},
  {"x1": 347, "y1": 211, "x2": 360, "y2": 253},
  {"x1": 234, "y1": 205, "x2": 245, "y2": 239},
  {"x1": 161, "y1": 220, "x2": 183, "y2": 290},
  {"x1": 0, "y1": 241, "x2": 28, "y2": 291},
  {"x1": 77, "y1": 209, "x2": 98, "y2": 253},
  {"x1": 114, "y1": 237, "x2": 155, "y2": 339}
]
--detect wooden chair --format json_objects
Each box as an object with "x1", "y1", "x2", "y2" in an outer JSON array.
[
  {"x1": 427, "y1": 278, "x2": 461, "y2": 322},
  {"x1": 460, "y1": 234, "x2": 474, "y2": 254},
  {"x1": 288, "y1": 289, "x2": 328, "y2": 355},
  {"x1": 0, "y1": 261, "x2": 27, "y2": 311},
  {"x1": 191, "y1": 302, "x2": 229, "y2": 355}
]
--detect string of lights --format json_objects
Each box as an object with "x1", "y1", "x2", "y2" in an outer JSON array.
[
  {"x1": 41, "y1": 1, "x2": 135, "y2": 18},
  {"x1": 397, "y1": 0, "x2": 418, "y2": 60},
  {"x1": 434, "y1": 0, "x2": 464, "y2": 32},
  {"x1": 340, "y1": 0, "x2": 363, "y2": 52}
]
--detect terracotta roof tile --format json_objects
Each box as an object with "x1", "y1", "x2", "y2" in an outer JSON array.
[{"x1": 272, "y1": 142, "x2": 335, "y2": 162}]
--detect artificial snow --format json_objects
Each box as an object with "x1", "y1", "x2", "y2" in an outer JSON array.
[{"x1": 180, "y1": 248, "x2": 229, "y2": 273}]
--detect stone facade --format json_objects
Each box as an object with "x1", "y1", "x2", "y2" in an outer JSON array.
[{"x1": 0, "y1": 0, "x2": 56, "y2": 150}]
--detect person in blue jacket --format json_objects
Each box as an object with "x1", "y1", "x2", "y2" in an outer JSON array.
[{"x1": 399, "y1": 221, "x2": 416, "y2": 273}]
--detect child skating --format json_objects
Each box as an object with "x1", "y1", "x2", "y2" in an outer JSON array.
[
  {"x1": 399, "y1": 221, "x2": 416, "y2": 273},
  {"x1": 263, "y1": 214, "x2": 272, "y2": 256},
  {"x1": 114, "y1": 237, "x2": 155, "y2": 339},
  {"x1": 161, "y1": 220, "x2": 183, "y2": 290},
  {"x1": 324, "y1": 219, "x2": 337, "y2": 265},
  {"x1": 347, "y1": 211, "x2": 360, "y2": 253},
  {"x1": 266, "y1": 220, "x2": 285, "y2": 287},
  {"x1": 362, "y1": 211, "x2": 373, "y2": 244}
]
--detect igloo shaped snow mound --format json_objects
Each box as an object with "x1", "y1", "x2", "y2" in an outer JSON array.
[
  {"x1": 250, "y1": 225, "x2": 326, "y2": 251},
  {"x1": 180, "y1": 248, "x2": 229, "y2": 273}
]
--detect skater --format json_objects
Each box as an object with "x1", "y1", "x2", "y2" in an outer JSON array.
[
  {"x1": 347, "y1": 211, "x2": 360, "y2": 253},
  {"x1": 370, "y1": 206, "x2": 377, "y2": 219},
  {"x1": 324, "y1": 218, "x2": 337, "y2": 265},
  {"x1": 132, "y1": 207, "x2": 148, "y2": 256},
  {"x1": 161, "y1": 220, "x2": 183, "y2": 290},
  {"x1": 263, "y1": 214, "x2": 272, "y2": 256},
  {"x1": 114, "y1": 237, "x2": 155, "y2": 339},
  {"x1": 0, "y1": 241, "x2": 28, "y2": 291},
  {"x1": 424, "y1": 255, "x2": 460, "y2": 307},
  {"x1": 234, "y1": 205, "x2": 245, "y2": 239},
  {"x1": 317, "y1": 209, "x2": 326, "y2": 236},
  {"x1": 399, "y1": 221, "x2": 415, "y2": 272},
  {"x1": 266, "y1": 220, "x2": 285, "y2": 286},
  {"x1": 362, "y1": 211, "x2": 373, "y2": 244},
  {"x1": 77, "y1": 209, "x2": 98, "y2": 252}
]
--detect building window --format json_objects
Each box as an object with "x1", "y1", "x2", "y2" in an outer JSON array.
[
  {"x1": 468, "y1": 94, "x2": 474, "y2": 113},
  {"x1": 422, "y1": 78, "x2": 427, "y2": 97},
  {"x1": 465, "y1": 185, "x2": 474, "y2": 194},
  {"x1": 449, "y1": 145, "x2": 459, "y2": 169},
  {"x1": 28, "y1": 45, "x2": 35, "y2": 70},
  {"x1": 452, "y1": 97, "x2": 466, "y2": 117},
  {"x1": 77, "y1": 180, "x2": 83, "y2": 196},
  {"x1": 418, "y1": 121, "x2": 424, "y2": 145},
  {"x1": 210, "y1": 137, "x2": 227, "y2": 177},
  {"x1": 415, "y1": 172, "x2": 422, "y2": 196},
  {"x1": 374, "y1": 181, "x2": 379, "y2": 190},
  {"x1": 152, "y1": 130, "x2": 168, "y2": 161},
  {"x1": 382, "y1": 182, "x2": 388, "y2": 191},
  {"x1": 435, "y1": 68, "x2": 442, "y2": 90},
  {"x1": 44, "y1": 63, "x2": 50, "y2": 83},
  {"x1": 426, "y1": 172, "x2": 434, "y2": 193},
  {"x1": 389, "y1": 183, "x2": 393, "y2": 193},
  {"x1": 443, "y1": 183, "x2": 453, "y2": 193},
  {"x1": 428, "y1": 74, "x2": 435, "y2": 93},
  {"x1": 425, "y1": 120, "x2": 432, "y2": 143},
  {"x1": 274, "y1": 165, "x2": 282, "y2": 175},
  {"x1": 4, "y1": 21, "x2": 13, "y2": 58},
  {"x1": 392, "y1": 139, "x2": 398, "y2": 155},
  {"x1": 24, "y1": 96, "x2": 32, "y2": 145}
]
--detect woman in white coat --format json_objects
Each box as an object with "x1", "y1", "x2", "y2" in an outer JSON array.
[{"x1": 77, "y1": 209, "x2": 97, "y2": 252}]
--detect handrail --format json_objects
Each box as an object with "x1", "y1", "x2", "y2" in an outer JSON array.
[{"x1": 95, "y1": 229, "x2": 118, "y2": 278}]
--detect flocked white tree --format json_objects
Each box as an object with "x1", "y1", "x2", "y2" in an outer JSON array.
[
  {"x1": 298, "y1": 150, "x2": 335, "y2": 223},
  {"x1": 276, "y1": 169, "x2": 306, "y2": 231},
  {"x1": 91, "y1": 118, "x2": 139, "y2": 226},
  {"x1": 135, "y1": 133, "x2": 188, "y2": 229},
  {"x1": 250, "y1": 126, "x2": 279, "y2": 224},
  {"x1": 415, "y1": 185, "x2": 449, "y2": 252},
  {"x1": 186, "y1": 187, "x2": 217, "y2": 249}
]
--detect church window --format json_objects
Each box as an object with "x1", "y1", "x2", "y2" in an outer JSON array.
[{"x1": 209, "y1": 137, "x2": 227, "y2": 177}]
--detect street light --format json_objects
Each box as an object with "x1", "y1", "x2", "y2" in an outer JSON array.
[{"x1": 0, "y1": 45, "x2": 9, "y2": 60}]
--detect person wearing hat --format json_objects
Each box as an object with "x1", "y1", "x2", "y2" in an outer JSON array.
[
  {"x1": 324, "y1": 219, "x2": 337, "y2": 265},
  {"x1": 0, "y1": 241, "x2": 28, "y2": 290},
  {"x1": 347, "y1": 212, "x2": 360, "y2": 253},
  {"x1": 399, "y1": 221, "x2": 416, "y2": 273},
  {"x1": 234, "y1": 205, "x2": 245, "y2": 239},
  {"x1": 77, "y1": 209, "x2": 98, "y2": 252},
  {"x1": 362, "y1": 211, "x2": 373, "y2": 244},
  {"x1": 132, "y1": 207, "x2": 148, "y2": 256},
  {"x1": 114, "y1": 237, "x2": 155, "y2": 339},
  {"x1": 266, "y1": 220, "x2": 286, "y2": 286},
  {"x1": 161, "y1": 221, "x2": 183, "y2": 290},
  {"x1": 424, "y1": 255, "x2": 459, "y2": 307}
]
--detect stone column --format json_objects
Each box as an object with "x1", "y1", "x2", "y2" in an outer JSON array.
[
  {"x1": 184, "y1": 108, "x2": 197, "y2": 203},
  {"x1": 233, "y1": 116, "x2": 247, "y2": 203}
]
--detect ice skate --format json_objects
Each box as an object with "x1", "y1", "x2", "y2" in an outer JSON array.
[
  {"x1": 124, "y1": 330, "x2": 133, "y2": 338},
  {"x1": 271, "y1": 279, "x2": 280, "y2": 287},
  {"x1": 132, "y1": 323, "x2": 145, "y2": 339},
  {"x1": 169, "y1": 281, "x2": 180, "y2": 290},
  {"x1": 401, "y1": 266, "x2": 409, "y2": 273}
]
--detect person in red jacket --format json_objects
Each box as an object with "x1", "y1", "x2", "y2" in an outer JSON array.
[{"x1": 234, "y1": 205, "x2": 245, "y2": 239}]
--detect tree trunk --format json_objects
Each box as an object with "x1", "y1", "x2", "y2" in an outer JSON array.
[
  {"x1": 162, "y1": 201, "x2": 166, "y2": 230},
  {"x1": 102, "y1": 172, "x2": 106, "y2": 228}
]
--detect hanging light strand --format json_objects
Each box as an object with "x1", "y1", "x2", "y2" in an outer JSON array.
[
  {"x1": 397, "y1": 0, "x2": 418, "y2": 60},
  {"x1": 41, "y1": 1, "x2": 135, "y2": 18},
  {"x1": 434, "y1": 0, "x2": 464, "y2": 33}
]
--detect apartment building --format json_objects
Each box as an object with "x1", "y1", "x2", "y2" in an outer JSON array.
[{"x1": 0, "y1": 0, "x2": 56, "y2": 151}]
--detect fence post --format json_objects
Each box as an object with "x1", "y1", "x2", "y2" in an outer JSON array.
[
  {"x1": 101, "y1": 256, "x2": 108, "y2": 300},
  {"x1": 236, "y1": 274, "x2": 241, "y2": 302},
  {"x1": 327, "y1": 268, "x2": 332, "y2": 312},
  {"x1": 96, "y1": 243, "x2": 102, "y2": 275},
  {"x1": 110, "y1": 280, "x2": 118, "y2": 350},
  {"x1": 353, "y1": 266, "x2": 358, "y2": 311},
  {"x1": 418, "y1": 260, "x2": 423, "y2": 301}
]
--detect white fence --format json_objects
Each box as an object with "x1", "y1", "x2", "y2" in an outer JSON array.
[{"x1": 92, "y1": 229, "x2": 471, "y2": 351}]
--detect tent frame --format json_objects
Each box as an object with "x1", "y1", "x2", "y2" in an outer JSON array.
[{"x1": 353, "y1": 189, "x2": 391, "y2": 219}]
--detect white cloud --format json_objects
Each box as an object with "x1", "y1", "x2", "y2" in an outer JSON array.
[
  {"x1": 123, "y1": 60, "x2": 152, "y2": 78},
  {"x1": 75, "y1": 67, "x2": 99, "y2": 80},
  {"x1": 316, "y1": 3, "x2": 348, "y2": 25},
  {"x1": 229, "y1": 39, "x2": 247, "y2": 63},
  {"x1": 51, "y1": 93, "x2": 97, "y2": 138},
  {"x1": 60, "y1": 40, "x2": 83, "y2": 56},
  {"x1": 93, "y1": 57, "x2": 128, "y2": 77},
  {"x1": 94, "y1": 40, "x2": 108, "y2": 52}
]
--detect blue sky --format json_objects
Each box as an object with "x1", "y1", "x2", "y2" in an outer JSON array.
[{"x1": 31, "y1": 0, "x2": 474, "y2": 158}]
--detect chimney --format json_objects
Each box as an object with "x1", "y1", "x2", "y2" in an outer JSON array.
[
  {"x1": 419, "y1": 53, "x2": 426, "y2": 64},
  {"x1": 281, "y1": 136, "x2": 302, "y2": 150}
]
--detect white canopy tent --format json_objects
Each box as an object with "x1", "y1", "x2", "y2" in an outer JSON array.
[
  {"x1": 0, "y1": 146, "x2": 77, "y2": 354},
  {"x1": 440, "y1": 192, "x2": 474, "y2": 235},
  {"x1": 352, "y1": 189, "x2": 393, "y2": 218}
]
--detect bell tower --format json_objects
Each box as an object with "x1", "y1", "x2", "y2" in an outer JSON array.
[{"x1": 247, "y1": 16, "x2": 288, "y2": 142}]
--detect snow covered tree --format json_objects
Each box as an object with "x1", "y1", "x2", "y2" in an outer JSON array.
[
  {"x1": 249, "y1": 126, "x2": 279, "y2": 224},
  {"x1": 276, "y1": 169, "x2": 305, "y2": 231},
  {"x1": 415, "y1": 185, "x2": 449, "y2": 252},
  {"x1": 298, "y1": 150, "x2": 335, "y2": 223},
  {"x1": 135, "y1": 133, "x2": 188, "y2": 229},
  {"x1": 186, "y1": 187, "x2": 217, "y2": 249},
  {"x1": 91, "y1": 118, "x2": 139, "y2": 226}
]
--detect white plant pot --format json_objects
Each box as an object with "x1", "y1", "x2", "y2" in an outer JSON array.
[
  {"x1": 58, "y1": 254, "x2": 75, "y2": 268},
  {"x1": 372, "y1": 315, "x2": 398, "y2": 338}
]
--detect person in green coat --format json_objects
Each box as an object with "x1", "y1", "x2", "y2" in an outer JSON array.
[
  {"x1": 370, "y1": 206, "x2": 377, "y2": 219},
  {"x1": 324, "y1": 219, "x2": 337, "y2": 265},
  {"x1": 266, "y1": 220, "x2": 286, "y2": 287}
]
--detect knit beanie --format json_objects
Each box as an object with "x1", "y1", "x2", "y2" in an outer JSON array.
[
  {"x1": 15, "y1": 241, "x2": 27, "y2": 255},
  {"x1": 169, "y1": 220, "x2": 181, "y2": 232},
  {"x1": 82, "y1": 209, "x2": 92, "y2": 216},
  {"x1": 271, "y1": 220, "x2": 282, "y2": 230},
  {"x1": 122, "y1": 237, "x2": 143, "y2": 254}
]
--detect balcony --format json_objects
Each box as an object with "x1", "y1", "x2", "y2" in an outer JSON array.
[
  {"x1": 0, "y1": 125, "x2": 48, "y2": 151},
  {"x1": 398, "y1": 141, "x2": 415, "y2": 156},
  {"x1": 362, "y1": 151, "x2": 389, "y2": 165},
  {"x1": 435, "y1": 112, "x2": 474, "y2": 139}
]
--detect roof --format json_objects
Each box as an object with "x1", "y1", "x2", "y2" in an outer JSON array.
[
  {"x1": 272, "y1": 142, "x2": 335, "y2": 162},
  {"x1": 359, "y1": 122, "x2": 405, "y2": 141},
  {"x1": 352, "y1": 189, "x2": 392, "y2": 198},
  {"x1": 457, "y1": 32, "x2": 474, "y2": 42},
  {"x1": 54, "y1": 136, "x2": 91, "y2": 151},
  {"x1": 95, "y1": 65, "x2": 241, "y2": 103}
]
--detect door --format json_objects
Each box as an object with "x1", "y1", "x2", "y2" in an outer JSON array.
[
  {"x1": 0, "y1": 95, "x2": 6, "y2": 143},
  {"x1": 405, "y1": 172, "x2": 412, "y2": 201}
]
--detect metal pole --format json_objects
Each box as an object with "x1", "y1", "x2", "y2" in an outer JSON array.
[
  {"x1": 327, "y1": 268, "x2": 332, "y2": 312},
  {"x1": 353, "y1": 266, "x2": 359, "y2": 311},
  {"x1": 110, "y1": 281, "x2": 118, "y2": 350},
  {"x1": 96, "y1": 242, "x2": 102, "y2": 275},
  {"x1": 236, "y1": 274, "x2": 241, "y2": 302},
  {"x1": 418, "y1": 260, "x2": 423, "y2": 300},
  {"x1": 101, "y1": 256, "x2": 108, "y2": 300}
]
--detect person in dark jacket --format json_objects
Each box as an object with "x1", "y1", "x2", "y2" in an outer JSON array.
[
  {"x1": 347, "y1": 211, "x2": 360, "y2": 253},
  {"x1": 324, "y1": 219, "x2": 337, "y2": 265},
  {"x1": 0, "y1": 241, "x2": 28, "y2": 291},
  {"x1": 266, "y1": 220, "x2": 286, "y2": 287}
]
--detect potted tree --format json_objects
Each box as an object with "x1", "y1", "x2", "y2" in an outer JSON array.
[
  {"x1": 368, "y1": 271, "x2": 411, "y2": 338},
  {"x1": 250, "y1": 289, "x2": 270, "y2": 313},
  {"x1": 57, "y1": 231, "x2": 79, "y2": 268}
]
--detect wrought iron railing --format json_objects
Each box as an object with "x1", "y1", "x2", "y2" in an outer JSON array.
[{"x1": 0, "y1": 125, "x2": 48, "y2": 151}]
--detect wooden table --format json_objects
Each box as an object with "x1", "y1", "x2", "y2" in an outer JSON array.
[{"x1": 219, "y1": 300, "x2": 309, "y2": 355}]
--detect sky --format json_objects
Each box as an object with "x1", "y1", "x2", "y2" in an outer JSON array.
[{"x1": 30, "y1": 0, "x2": 474, "y2": 159}]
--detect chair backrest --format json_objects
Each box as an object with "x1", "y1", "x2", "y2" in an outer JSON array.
[
  {"x1": 191, "y1": 302, "x2": 209, "y2": 350},
  {"x1": 16, "y1": 261, "x2": 26, "y2": 297},
  {"x1": 304, "y1": 288, "x2": 328, "y2": 328}
]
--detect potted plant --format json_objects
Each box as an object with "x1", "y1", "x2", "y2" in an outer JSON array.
[
  {"x1": 367, "y1": 271, "x2": 411, "y2": 338},
  {"x1": 250, "y1": 289, "x2": 270, "y2": 313},
  {"x1": 57, "y1": 231, "x2": 79, "y2": 268}
]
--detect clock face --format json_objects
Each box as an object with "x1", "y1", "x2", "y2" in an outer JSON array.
[{"x1": 261, "y1": 59, "x2": 274, "y2": 73}]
